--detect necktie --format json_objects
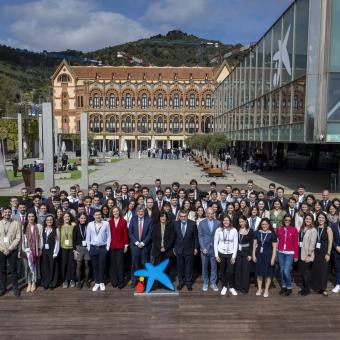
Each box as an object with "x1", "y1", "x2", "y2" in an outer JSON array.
[
  {"x1": 87, "y1": 207, "x2": 90, "y2": 215},
  {"x1": 290, "y1": 209, "x2": 294, "y2": 217},
  {"x1": 139, "y1": 220, "x2": 143, "y2": 241},
  {"x1": 14, "y1": 209, "x2": 17, "y2": 215},
  {"x1": 324, "y1": 201, "x2": 327, "y2": 209},
  {"x1": 158, "y1": 201, "x2": 162, "y2": 210},
  {"x1": 21, "y1": 215, "x2": 24, "y2": 224},
  {"x1": 181, "y1": 223, "x2": 186, "y2": 237}
]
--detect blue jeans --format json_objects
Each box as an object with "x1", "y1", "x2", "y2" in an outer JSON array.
[
  {"x1": 201, "y1": 253, "x2": 217, "y2": 285},
  {"x1": 278, "y1": 252, "x2": 294, "y2": 289}
]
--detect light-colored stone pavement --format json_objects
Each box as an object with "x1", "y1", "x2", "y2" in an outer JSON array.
[{"x1": 1, "y1": 156, "x2": 296, "y2": 195}]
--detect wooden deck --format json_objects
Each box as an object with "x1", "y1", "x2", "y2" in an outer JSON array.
[{"x1": 0, "y1": 279, "x2": 340, "y2": 339}]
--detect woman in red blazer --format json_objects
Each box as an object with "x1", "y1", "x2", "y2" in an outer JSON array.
[{"x1": 109, "y1": 207, "x2": 129, "y2": 289}]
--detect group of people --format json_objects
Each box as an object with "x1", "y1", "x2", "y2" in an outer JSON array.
[{"x1": 0, "y1": 178, "x2": 339, "y2": 299}]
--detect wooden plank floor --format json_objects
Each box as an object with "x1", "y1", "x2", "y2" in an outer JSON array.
[{"x1": 0, "y1": 279, "x2": 340, "y2": 340}]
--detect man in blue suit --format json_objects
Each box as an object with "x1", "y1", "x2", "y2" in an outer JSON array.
[
  {"x1": 173, "y1": 209, "x2": 199, "y2": 291},
  {"x1": 129, "y1": 205, "x2": 153, "y2": 287},
  {"x1": 198, "y1": 207, "x2": 220, "y2": 292}
]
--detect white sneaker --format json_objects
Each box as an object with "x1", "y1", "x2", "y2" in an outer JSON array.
[
  {"x1": 210, "y1": 284, "x2": 219, "y2": 292},
  {"x1": 332, "y1": 285, "x2": 340, "y2": 293},
  {"x1": 100, "y1": 283, "x2": 105, "y2": 291},
  {"x1": 202, "y1": 284, "x2": 208, "y2": 292},
  {"x1": 92, "y1": 283, "x2": 100, "y2": 292},
  {"x1": 220, "y1": 287, "x2": 228, "y2": 295},
  {"x1": 229, "y1": 288, "x2": 238, "y2": 296}
]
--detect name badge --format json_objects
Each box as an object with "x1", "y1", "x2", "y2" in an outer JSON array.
[
  {"x1": 82, "y1": 240, "x2": 87, "y2": 247},
  {"x1": 44, "y1": 244, "x2": 50, "y2": 250},
  {"x1": 273, "y1": 223, "x2": 277, "y2": 229},
  {"x1": 316, "y1": 242, "x2": 321, "y2": 249},
  {"x1": 260, "y1": 246, "x2": 264, "y2": 253},
  {"x1": 299, "y1": 242, "x2": 302, "y2": 248},
  {"x1": 238, "y1": 245, "x2": 242, "y2": 251},
  {"x1": 283, "y1": 244, "x2": 286, "y2": 250},
  {"x1": 65, "y1": 239, "x2": 70, "y2": 246},
  {"x1": 3, "y1": 237, "x2": 9, "y2": 244}
]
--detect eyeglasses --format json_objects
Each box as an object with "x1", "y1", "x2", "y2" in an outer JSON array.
[{"x1": 51, "y1": 191, "x2": 57, "y2": 193}]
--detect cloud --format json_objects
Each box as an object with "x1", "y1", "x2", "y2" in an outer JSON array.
[
  {"x1": 144, "y1": 0, "x2": 212, "y2": 24},
  {"x1": 2, "y1": 0, "x2": 155, "y2": 52}
]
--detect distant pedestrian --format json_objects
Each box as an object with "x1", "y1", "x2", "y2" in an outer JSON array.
[{"x1": 12, "y1": 156, "x2": 19, "y2": 177}]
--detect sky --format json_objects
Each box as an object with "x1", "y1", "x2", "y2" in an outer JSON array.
[{"x1": 0, "y1": 0, "x2": 293, "y2": 52}]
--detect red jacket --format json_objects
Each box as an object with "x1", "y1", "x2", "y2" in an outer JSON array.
[
  {"x1": 276, "y1": 225, "x2": 299, "y2": 260},
  {"x1": 109, "y1": 217, "x2": 129, "y2": 249}
]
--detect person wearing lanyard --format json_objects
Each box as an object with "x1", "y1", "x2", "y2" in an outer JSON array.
[
  {"x1": 247, "y1": 207, "x2": 261, "y2": 231},
  {"x1": 276, "y1": 215, "x2": 299, "y2": 296},
  {"x1": 109, "y1": 207, "x2": 128, "y2": 289},
  {"x1": 252, "y1": 218, "x2": 277, "y2": 298},
  {"x1": 235, "y1": 215, "x2": 254, "y2": 294},
  {"x1": 60, "y1": 212, "x2": 76, "y2": 289},
  {"x1": 311, "y1": 212, "x2": 333, "y2": 296},
  {"x1": 86, "y1": 210, "x2": 111, "y2": 292},
  {"x1": 40, "y1": 214, "x2": 60, "y2": 289},
  {"x1": 214, "y1": 215, "x2": 238, "y2": 296},
  {"x1": 72, "y1": 213, "x2": 91, "y2": 289},
  {"x1": 0, "y1": 207, "x2": 21, "y2": 297},
  {"x1": 331, "y1": 210, "x2": 340, "y2": 293},
  {"x1": 298, "y1": 213, "x2": 317, "y2": 296}
]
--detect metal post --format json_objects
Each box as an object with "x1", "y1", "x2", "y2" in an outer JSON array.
[
  {"x1": 80, "y1": 112, "x2": 89, "y2": 190},
  {"x1": 38, "y1": 115, "x2": 43, "y2": 159},
  {"x1": 0, "y1": 144, "x2": 10, "y2": 188},
  {"x1": 18, "y1": 113, "x2": 23, "y2": 168},
  {"x1": 42, "y1": 103, "x2": 54, "y2": 190}
]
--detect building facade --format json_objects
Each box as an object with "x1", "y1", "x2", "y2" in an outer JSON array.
[
  {"x1": 214, "y1": 0, "x2": 340, "y2": 170},
  {"x1": 51, "y1": 62, "x2": 219, "y2": 153}
]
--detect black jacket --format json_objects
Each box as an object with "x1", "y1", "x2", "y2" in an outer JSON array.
[
  {"x1": 152, "y1": 222, "x2": 175, "y2": 258},
  {"x1": 173, "y1": 220, "x2": 199, "y2": 256}
]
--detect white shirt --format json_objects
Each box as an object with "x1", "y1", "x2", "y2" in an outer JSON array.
[{"x1": 214, "y1": 227, "x2": 238, "y2": 258}]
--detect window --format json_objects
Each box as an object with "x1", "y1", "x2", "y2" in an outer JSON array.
[
  {"x1": 154, "y1": 116, "x2": 165, "y2": 133},
  {"x1": 106, "y1": 116, "x2": 117, "y2": 132},
  {"x1": 93, "y1": 94, "x2": 100, "y2": 108},
  {"x1": 125, "y1": 94, "x2": 131, "y2": 108},
  {"x1": 189, "y1": 94, "x2": 195, "y2": 109},
  {"x1": 157, "y1": 94, "x2": 163, "y2": 108},
  {"x1": 109, "y1": 94, "x2": 115, "y2": 108},
  {"x1": 58, "y1": 73, "x2": 71, "y2": 82},
  {"x1": 206, "y1": 94, "x2": 211, "y2": 108},
  {"x1": 174, "y1": 94, "x2": 179, "y2": 108},
  {"x1": 142, "y1": 94, "x2": 147, "y2": 109}
]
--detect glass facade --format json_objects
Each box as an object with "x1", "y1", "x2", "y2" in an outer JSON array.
[{"x1": 214, "y1": 0, "x2": 309, "y2": 143}]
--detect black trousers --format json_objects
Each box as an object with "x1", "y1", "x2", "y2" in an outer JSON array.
[
  {"x1": 176, "y1": 253, "x2": 194, "y2": 285},
  {"x1": 110, "y1": 249, "x2": 124, "y2": 287},
  {"x1": 0, "y1": 249, "x2": 18, "y2": 292},
  {"x1": 61, "y1": 248, "x2": 75, "y2": 282},
  {"x1": 131, "y1": 249, "x2": 149, "y2": 283},
  {"x1": 90, "y1": 246, "x2": 107, "y2": 284},
  {"x1": 300, "y1": 260, "x2": 312, "y2": 292},
  {"x1": 219, "y1": 253, "x2": 234, "y2": 288}
]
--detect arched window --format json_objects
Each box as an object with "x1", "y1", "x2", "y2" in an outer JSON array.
[
  {"x1": 58, "y1": 73, "x2": 71, "y2": 82},
  {"x1": 93, "y1": 94, "x2": 99, "y2": 108},
  {"x1": 106, "y1": 116, "x2": 117, "y2": 132},
  {"x1": 204, "y1": 116, "x2": 212, "y2": 133},
  {"x1": 206, "y1": 94, "x2": 211, "y2": 108},
  {"x1": 174, "y1": 94, "x2": 179, "y2": 109},
  {"x1": 154, "y1": 116, "x2": 164, "y2": 133},
  {"x1": 157, "y1": 93, "x2": 163, "y2": 108},
  {"x1": 125, "y1": 93, "x2": 131, "y2": 108},
  {"x1": 189, "y1": 94, "x2": 195, "y2": 109},
  {"x1": 142, "y1": 94, "x2": 147, "y2": 109},
  {"x1": 141, "y1": 116, "x2": 147, "y2": 133},
  {"x1": 173, "y1": 116, "x2": 179, "y2": 133},
  {"x1": 109, "y1": 94, "x2": 115, "y2": 108}
]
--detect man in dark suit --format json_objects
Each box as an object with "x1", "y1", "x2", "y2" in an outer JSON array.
[
  {"x1": 321, "y1": 190, "x2": 331, "y2": 212},
  {"x1": 173, "y1": 209, "x2": 199, "y2": 291},
  {"x1": 247, "y1": 192, "x2": 258, "y2": 208},
  {"x1": 115, "y1": 190, "x2": 128, "y2": 211},
  {"x1": 286, "y1": 197, "x2": 298, "y2": 226},
  {"x1": 187, "y1": 179, "x2": 202, "y2": 200},
  {"x1": 129, "y1": 206, "x2": 153, "y2": 287},
  {"x1": 265, "y1": 191, "x2": 275, "y2": 211},
  {"x1": 277, "y1": 187, "x2": 289, "y2": 210},
  {"x1": 150, "y1": 179, "x2": 162, "y2": 200}
]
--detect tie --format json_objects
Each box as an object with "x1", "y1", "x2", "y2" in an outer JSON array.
[
  {"x1": 290, "y1": 209, "x2": 294, "y2": 217},
  {"x1": 87, "y1": 207, "x2": 90, "y2": 216},
  {"x1": 14, "y1": 209, "x2": 17, "y2": 215},
  {"x1": 324, "y1": 201, "x2": 327, "y2": 209},
  {"x1": 139, "y1": 220, "x2": 143, "y2": 241},
  {"x1": 158, "y1": 201, "x2": 162, "y2": 210},
  {"x1": 21, "y1": 215, "x2": 24, "y2": 224},
  {"x1": 181, "y1": 223, "x2": 186, "y2": 237}
]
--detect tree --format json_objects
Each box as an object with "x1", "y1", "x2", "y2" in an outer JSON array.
[{"x1": 207, "y1": 133, "x2": 229, "y2": 165}]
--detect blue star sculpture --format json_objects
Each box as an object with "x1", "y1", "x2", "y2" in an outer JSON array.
[{"x1": 134, "y1": 258, "x2": 175, "y2": 293}]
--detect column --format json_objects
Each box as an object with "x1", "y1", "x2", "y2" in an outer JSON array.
[
  {"x1": 18, "y1": 113, "x2": 23, "y2": 168},
  {"x1": 54, "y1": 118, "x2": 59, "y2": 157},
  {"x1": 42, "y1": 103, "x2": 54, "y2": 190},
  {"x1": 38, "y1": 115, "x2": 43, "y2": 159},
  {"x1": 0, "y1": 144, "x2": 10, "y2": 189},
  {"x1": 80, "y1": 112, "x2": 89, "y2": 190}
]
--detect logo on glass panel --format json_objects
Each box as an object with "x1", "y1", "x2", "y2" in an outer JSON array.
[{"x1": 272, "y1": 25, "x2": 292, "y2": 87}]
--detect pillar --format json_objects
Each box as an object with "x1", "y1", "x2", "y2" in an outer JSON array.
[
  {"x1": 42, "y1": 103, "x2": 54, "y2": 190},
  {"x1": 80, "y1": 112, "x2": 89, "y2": 190},
  {"x1": 0, "y1": 144, "x2": 10, "y2": 188},
  {"x1": 18, "y1": 113, "x2": 23, "y2": 168},
  {"x1": 38, "y1": 115, "x2": 43, "y2": 159},
  {"x1": 54, "y1": 118, "x2": 59, "y2": 157}
]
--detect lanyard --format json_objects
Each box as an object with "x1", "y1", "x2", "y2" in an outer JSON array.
[
  {"x1": 299, "y1": 231, "x2": 304, "y2": 243},
  {"x1": 251, "y1": 218, "x2": 256, "y2": 229},
  {"x1": 260, "y1": 231, "x2": 269, "y2": 246},
  {"x1": 223, "y1": 228, "x2": 230, "y2": 243},
  {"x1": 64, "y1": 225, "x2": 72, "y2": 240},
  {"x1": 239, "y1": 233, "x2": 244, "y2": 244},
  {"x1": 95, "y1": 221, "x2": 103, "y2": 237},
  {"x1": 79, "y1": 224, "x2": 86, "y2": 240},
  {"x1": 317, "y1": 227, "x2": 324, "y2": 242}
]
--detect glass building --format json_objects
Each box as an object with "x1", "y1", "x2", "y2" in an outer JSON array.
[{"x1": 214, "y1": 0, "x2": 340, "y2": 170}]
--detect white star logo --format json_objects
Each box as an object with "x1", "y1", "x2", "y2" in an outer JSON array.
[{"x1": 272, "y1": 25, "x2": 292, "y2": 87}]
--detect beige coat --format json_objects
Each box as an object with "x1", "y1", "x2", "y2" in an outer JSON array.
[{"x1": 300, "y1": 228, "x2": 317, "y2": 262}]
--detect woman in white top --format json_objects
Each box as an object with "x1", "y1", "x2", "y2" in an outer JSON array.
[
  {"x1": 123, "y1": 200, "x2": 136, "y2": 227},
  {"x1": 176, "y1": 199, "x2": 196, "y2": 222},
  {"x1": 214, "y1": 215, "x2": 238, "y2": 296},
  {"x1": 195, "y1": 207, "x2": 206, "y2": 227},
  {"x1": 295, "y1": 202, "x2": 309, "y2": 232},
  {"x1": 248, "y1": 207, "x2": 262, "y2": 231},
  {"x1": 257, "y1": 200, "x2": 270, "y2": 219},
  {"x1": 21, "y1": 212, "x2": 43, "y2": 293}
]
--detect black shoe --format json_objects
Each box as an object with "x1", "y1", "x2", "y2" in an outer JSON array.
[
  {"x1": 177, "y1": 283, "x2": 184, "y2": 291},
  {"x1": 13, "y1": 289, "x2": 20, "y2": 297},
  {"x1": 77, "y1": 281, "x2": 83, "y2": 289},
  {"x1": 187, "y1": 285, "x2": 193, "y2": 291},
  {"x1": 285, "y1": 289, "x2": 292, "y2": 296},
  {"x1": 279, "y1": 288, "x2": 287, "y2": 295},
  {"x1": 112, "y1": 283, "x2": 118, "y2": 288},
  {"x1": 118, "y1": 284, "x2": 124, "y2": 289},
  {"x1": 0, "y1": 290, "x2": 5, "y2": 297},
  {"x1": 298, "y1": 289, "x2": 304, "y2": 295},
  {"x1": 318, "y1": 290, "x2": 323, "y2": 295},
  {"x1": 301, "y1": 290, "x2": 310, "y2": 296},
  {"x1": 86, "y1": 281, "x2": 91, "y2": 288}
]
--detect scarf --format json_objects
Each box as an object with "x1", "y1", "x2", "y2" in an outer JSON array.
[{"x1": 25, "y1": 224, "x2": 40, "y2": 268}]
